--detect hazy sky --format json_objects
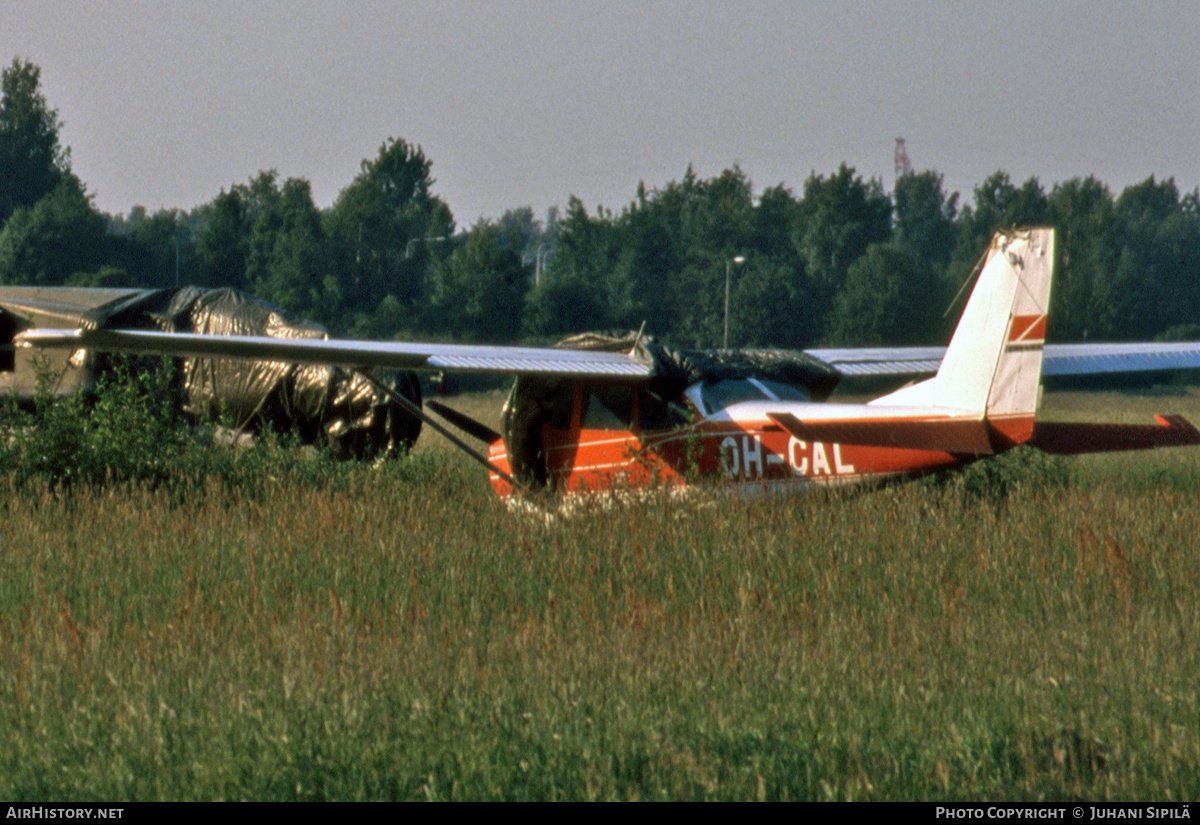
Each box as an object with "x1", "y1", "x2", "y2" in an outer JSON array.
[{"x1": 2, "y1": 0, "x2": 1197, "y2": 226}]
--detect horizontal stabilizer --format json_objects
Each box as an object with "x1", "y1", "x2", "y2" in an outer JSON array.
[
  {"x1": 1030, "y1": 415, "x2": 1200, "y2": 454},
  {"x1": 426, "y1": 400, "x2": 501, "y2": 444},
  {"x1": 767, "y1": 412, "x2": 993, "y2": 455}
]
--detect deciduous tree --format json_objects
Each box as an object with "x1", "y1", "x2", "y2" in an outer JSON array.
[
  {"x1": 325, "y1": 138, "x2": 454, "y2": 321},
  {"x1": 0, "y1": 58, "x2": 68, "y2": 226}
]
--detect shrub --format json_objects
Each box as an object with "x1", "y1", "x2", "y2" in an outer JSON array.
[
  {"x1": 2, "y1": 360, "x2": 190, "y2": 490},
  {"x1": 923, "y1": 445, "x2": 1071, "y2": 501},
  {"x1": 0, "y1": 359, "x2": 364, "y2": 497}
]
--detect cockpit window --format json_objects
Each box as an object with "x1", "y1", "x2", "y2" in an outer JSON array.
[
  {"x1": 582, "y1": 384, "x2": 634, "y2": 430},
  {"x1": 699, "y1": 378, "x2": 809, "y2": 414},
  {"x1": 638, "y1": 387, "x2": 692, "y2": 431},
  {"x1": 756, "y1": 379, "x2": 810, "y2": 402}
]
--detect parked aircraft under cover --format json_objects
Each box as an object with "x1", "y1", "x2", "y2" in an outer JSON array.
[{"x1": 1, "y1": 285, "x2": 421, "y2": 459}]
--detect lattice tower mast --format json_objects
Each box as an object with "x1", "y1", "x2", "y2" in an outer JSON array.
[{"x1": 894, "y1": 137, "x2": 912, "y2": 178}]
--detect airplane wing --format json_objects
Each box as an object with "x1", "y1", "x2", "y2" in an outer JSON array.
[
  {"x1": 18, "y1": 325, "x2": 1200, "y2": 382},
  {"x1": 14, "y1": 327, "x2": 654, "y2": 379},
  {"x1": 806, "y1": 342, "x2": 1200, "y2": 378},
  {"x1": 1041, "y1": 342, "x2": 1200, "y2": 377},
  {"x1": 803, "y1": 346, "x2": 946, "y2": 377}
]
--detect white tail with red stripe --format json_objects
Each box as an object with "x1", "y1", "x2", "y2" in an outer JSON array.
[{"x1": 871, "y1": 228, "x2": 1055, "y2": 444}]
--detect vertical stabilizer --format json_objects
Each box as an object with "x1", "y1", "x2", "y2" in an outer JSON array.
[
  {"x1": 938, "y1": 228, "x2": 1054, "y2": 414},
  {"x1": 872, "y1": 228, "x2": 1054, "y2": 444}
]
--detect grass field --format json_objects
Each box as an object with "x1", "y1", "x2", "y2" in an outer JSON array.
[{"x1": 0, "y1": 387, "x2": 1198, "y2": 800}]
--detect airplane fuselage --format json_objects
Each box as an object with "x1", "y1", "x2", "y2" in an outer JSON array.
[{"x1": 486, "y1": 380, "x2": 976, "y2": 498}]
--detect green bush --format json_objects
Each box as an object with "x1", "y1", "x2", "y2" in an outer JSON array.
[
  {"x1": 0, "y1": 360, "x2": 192, "y2": 491},
  {"x1": 922, "y1": 445, "x2": 1072, "y2": 501},
  {"x1": 0, "y1": 360, "x2": 378, "y2": 497}
]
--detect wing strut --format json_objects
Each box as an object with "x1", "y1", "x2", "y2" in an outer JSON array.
[
  {"x1": 350, "y1": 369, "x2": 528, "y2": 494},
  {"x1": 425, "y1": 400, "x2": 502, "y2": 444}
]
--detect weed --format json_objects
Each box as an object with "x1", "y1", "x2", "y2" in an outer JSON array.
[{"x1": 0, "y1": 389, "x2": 1197, "y2": 799}]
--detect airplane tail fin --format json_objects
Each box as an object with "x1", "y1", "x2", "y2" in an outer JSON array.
[{"x1": 872, "y1": 228, "x2": 1055, "y2": 447}]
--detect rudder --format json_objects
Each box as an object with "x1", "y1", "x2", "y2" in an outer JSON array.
[{"x1": 979, "y1": 228, "x2": 1054, "y2": 445}]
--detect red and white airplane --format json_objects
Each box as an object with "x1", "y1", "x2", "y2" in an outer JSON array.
[{"x1": 15, "y1": 228, "x2": 1200, "y2": 501}]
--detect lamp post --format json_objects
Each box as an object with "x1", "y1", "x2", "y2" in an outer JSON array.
[
  {"x1": 723, "y1": 255, "x2": 746, "y2": 349},
  {"x1": 404, "y1": 235, "x2": 450, "y2": 258},
  {"x1": 535, "y1": 242, "x2": 549, "y2": 288}
]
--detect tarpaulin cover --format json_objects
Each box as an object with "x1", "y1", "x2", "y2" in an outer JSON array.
[
  {"x1": 80, "y1": 287, "x2": 421, "y2": 459},
  {"x1": 500, "y1": 329, "x2": 840, "y2": 485}
]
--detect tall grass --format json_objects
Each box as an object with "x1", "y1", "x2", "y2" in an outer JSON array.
[{"x1": 0, "y1": 386, "x2": 1197, "y2": 800}]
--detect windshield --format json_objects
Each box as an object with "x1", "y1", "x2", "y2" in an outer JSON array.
[{"x1": 698, "y1": 378, "x2": 809, "y2": 414}]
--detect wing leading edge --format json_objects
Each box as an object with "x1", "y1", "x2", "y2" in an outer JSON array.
[{"x1": 14, "y1": 327, "x2": 653, "y2": 379}]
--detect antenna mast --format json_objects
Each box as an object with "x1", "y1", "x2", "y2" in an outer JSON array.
[{"x1": 894, "y1": 138, "x2": 912, "y2": 179}]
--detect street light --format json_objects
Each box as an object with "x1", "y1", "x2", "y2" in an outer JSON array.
[
  {"x1": 404, "y1": 235, "x2": 450, "y2": 258},
  {"x1": 534, "y1": 242, "x2": 550, "y2": 288},
  {"x1": 723, "y1": 255, "x2": 746, "y2": 349}
]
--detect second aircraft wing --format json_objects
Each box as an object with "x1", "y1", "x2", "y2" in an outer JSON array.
[{"x1": 807, "y1": 342, "x2": 1200, "y2": 379}]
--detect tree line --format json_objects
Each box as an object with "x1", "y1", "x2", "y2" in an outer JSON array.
[{"x1": 3, "y1": 57, "x2": 1198, "y2": 349}]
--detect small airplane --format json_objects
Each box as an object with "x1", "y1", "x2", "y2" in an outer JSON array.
[{"x1": 11, "y1": 228, "x2": 1200, "y2": 502}]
